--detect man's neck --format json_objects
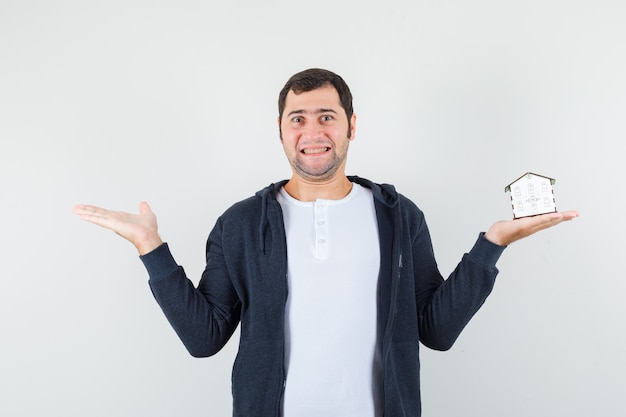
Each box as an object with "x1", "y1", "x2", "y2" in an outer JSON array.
[{"x1": 283, "y1": 175, "x2": 353, "y2": 202}]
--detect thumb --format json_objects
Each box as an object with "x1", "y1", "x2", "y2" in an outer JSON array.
[{"x1": 138, "y1": 201, "x2": 152, "y2": 214}]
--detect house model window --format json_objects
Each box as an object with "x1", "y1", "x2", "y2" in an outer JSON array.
[{"x1": 505, "y1": 172, "x2": 557, "y2": 219}]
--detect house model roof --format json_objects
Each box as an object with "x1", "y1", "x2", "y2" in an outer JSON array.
[{"x1": 505, "y1": 172, "x2": 557, "y2": 219}]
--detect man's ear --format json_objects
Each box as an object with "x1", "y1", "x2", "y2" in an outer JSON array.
[
  {"x1": 348, "y1": 113, "x2": 357, "y2": 140},
  {"x1": 277, "y1": 116, "x2": 283, "y2": 141}
]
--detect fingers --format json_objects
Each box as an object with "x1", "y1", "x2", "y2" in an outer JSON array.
[
  {"x1": 71, "y1": 204, "x2": 133, "y2": 231},
  {"x1": 560, "y1": 210, "x2": 580, "y2": 220},
  {"x1": 520, "y1": 214, "x2": 557, "y2": 235},
  {"x1": 72, "y1": 204, "x2": 112, "y2": 225},
  {"x1": 532, "y1": 210, "x2": 579, "y2": 231},
  {"x1": 519, "y1": 210, "x2": 579, "y2": 240},
  {"x1": 72, "y1": 204, "x2": 105, "y2": 215}
]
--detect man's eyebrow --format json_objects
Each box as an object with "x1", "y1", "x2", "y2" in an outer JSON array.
[{"x1": 286, "y1": 108, "x2": 338, "y2": 117}]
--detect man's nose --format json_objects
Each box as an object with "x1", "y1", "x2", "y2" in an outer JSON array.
[{"x1": 302, "y1": 122, "x2": 324, "y2": 139}]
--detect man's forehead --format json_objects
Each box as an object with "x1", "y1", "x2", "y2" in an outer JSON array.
[{"x1": 283, "y1": 85, "x2": 342, "y2": 110}]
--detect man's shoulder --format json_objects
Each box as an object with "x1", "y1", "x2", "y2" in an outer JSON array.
[
  {"x1": 219, "y1": 180, "x2": 286, "y2": 219},
  {"x1": 349, "y1": 175, "x2": 420, "y2": 211},
  {"x1": 224, "y1": 194, "x2": 261, "y2": 215}
]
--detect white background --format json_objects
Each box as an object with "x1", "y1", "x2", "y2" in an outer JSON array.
[{"x1": 1, "y1": 0, "x2": 624, "y2": 415}]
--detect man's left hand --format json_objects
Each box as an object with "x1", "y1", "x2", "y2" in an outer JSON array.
[{"x1": 485, "y1": 210, "x2": 579, "y2": 246}]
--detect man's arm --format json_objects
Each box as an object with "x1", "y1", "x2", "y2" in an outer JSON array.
[
  {"x1": 72, "y1": 202, "x2": 241, "y2": 357},
  {"x1": 415, "y1": 209, "x2": 579, "y2": 350}
]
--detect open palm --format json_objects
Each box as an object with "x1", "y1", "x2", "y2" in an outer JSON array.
[
  {"x1": 72, "y1": 201, "x2": 163, "y2": 255},
  {"x1": 485, "y1": 210, "x2": 579, "y2": 246}
]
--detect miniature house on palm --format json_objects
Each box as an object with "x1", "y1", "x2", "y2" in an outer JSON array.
[{"x1": 505, "y1": 172, "x2": 557, "y2": 219}]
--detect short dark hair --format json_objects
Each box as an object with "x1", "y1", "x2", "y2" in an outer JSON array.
[{"x1": 278, "y1": 68, "x2": 354, "y2": 125}]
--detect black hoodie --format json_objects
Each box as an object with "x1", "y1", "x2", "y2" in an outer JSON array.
[{"x1": 142, "y1": 176, "x2": 505, "y2": 416}]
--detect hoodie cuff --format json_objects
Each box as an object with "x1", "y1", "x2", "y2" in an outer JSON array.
[
  {"x1": 468, "y1": 232, "x2": 506, "y2": 268},
  {"x1": 139, "y1": 242, "x2": 179, "y2": 282}
]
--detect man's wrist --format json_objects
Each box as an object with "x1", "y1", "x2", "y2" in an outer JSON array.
[{"x1": 136, "y1": 236, "x2": 164, "y2": 256}]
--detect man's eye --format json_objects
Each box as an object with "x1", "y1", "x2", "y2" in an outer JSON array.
[
  {"x1": 292, "y1": 117, "x2": 303, "y2": 123},
  {"x1": 321, "y1": 115, "x2": 333, "y2": 122}
]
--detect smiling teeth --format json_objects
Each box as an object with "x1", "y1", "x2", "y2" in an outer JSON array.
[{"x1": 302, "y1": 147, "x2": 329, "y2": 154}]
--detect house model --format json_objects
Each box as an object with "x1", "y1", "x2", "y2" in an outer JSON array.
[{"x1": 505, "y1": 172, "x2": 557, "y2": 219}]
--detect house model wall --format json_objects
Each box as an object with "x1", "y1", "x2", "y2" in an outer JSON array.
[{"x1": 505, "y1": 172, "x2": 557, "y2": 219}]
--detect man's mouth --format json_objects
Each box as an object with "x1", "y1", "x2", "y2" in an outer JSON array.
[{"x1": 301, "y1": 147, "x2": 330, "y2": 155}]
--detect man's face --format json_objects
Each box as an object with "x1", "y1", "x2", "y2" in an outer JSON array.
[{"x1": 278, "y1": 85, "x2": 356, "y2": 183}]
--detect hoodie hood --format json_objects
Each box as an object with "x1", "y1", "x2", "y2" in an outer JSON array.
[
  {"x1": 348, "y1": 175, "x2": 400, "y2": 208},
  {"x1": 254, "y1": 176, "x2": 399, "y2": 207},
  {"x1": 253, "y1": 176, "x2": 400, "y2": 254}
]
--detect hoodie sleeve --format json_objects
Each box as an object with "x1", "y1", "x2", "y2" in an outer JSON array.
[
  {"x1": 141, "y1": 218, "x2": 241, "y2": 358},
  {"x1": 411, "y1": 214, "x2": 505, "y2": 351}
]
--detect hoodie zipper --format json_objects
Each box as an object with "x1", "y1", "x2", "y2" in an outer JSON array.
[
  {"x1": 276, "y1": 270, "x2": 288, "y2": 416},
  {"x1": 381, "y1": 203, "x2": 403, "y2": 415}
]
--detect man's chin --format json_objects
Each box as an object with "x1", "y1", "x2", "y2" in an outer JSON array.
[{"x1": 293, "y1": 166, "x2": 339, "y2": 182}]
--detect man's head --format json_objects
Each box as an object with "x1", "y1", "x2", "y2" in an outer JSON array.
[
  {"x1": 277, "y1": 69, "x2": 356, "y2": 185},
  {"x1": 278, "y1": 68, "x2": 354, "y2": 138}
]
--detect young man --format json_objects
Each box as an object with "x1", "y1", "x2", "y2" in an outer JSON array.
[{"x1": 73, "y1": 68, "x2": 578, "y2": 416}]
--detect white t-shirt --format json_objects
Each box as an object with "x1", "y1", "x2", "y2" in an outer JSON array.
[{"x1": 277, "y1": 184, "x2": 382, "y2": 417}]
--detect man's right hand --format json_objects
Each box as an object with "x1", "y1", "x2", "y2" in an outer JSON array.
[{"x1": 72, "y1": 201, "x2": 163, "y2": 255}]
